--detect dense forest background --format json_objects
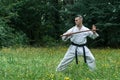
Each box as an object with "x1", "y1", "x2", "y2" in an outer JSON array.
[{"x1": 0, "y1": 0, "x2": 120, "y2": 48}]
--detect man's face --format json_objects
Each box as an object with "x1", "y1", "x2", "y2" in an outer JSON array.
[{"x1": 75, "y1": 17, "x2": 82, "y2": 26}]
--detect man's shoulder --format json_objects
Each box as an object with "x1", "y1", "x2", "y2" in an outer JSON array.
[{"x1": 82, "y1": 26, "x2": 90, "y2": 30}]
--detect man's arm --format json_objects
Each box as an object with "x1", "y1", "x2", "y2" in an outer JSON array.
[
  {"x1": 61, "y1": 28, "x2": 73, "y2": 41},
  {"x1": 88, "y1": 25, "x2": 99, "y2": 39}
]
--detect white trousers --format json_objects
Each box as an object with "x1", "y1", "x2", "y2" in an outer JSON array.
[{"x1": 56, "y1": 45, "x2": 96, "y2": 71}]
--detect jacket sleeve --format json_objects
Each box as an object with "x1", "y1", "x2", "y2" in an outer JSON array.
[
  {"x1": 62, "y1": 28, "x2": 73, "y2": 41},
  {"x1": 87, "y1": 30, "x2": 99, "y2": 39}
]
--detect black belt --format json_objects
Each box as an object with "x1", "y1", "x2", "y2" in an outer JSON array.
[{"x1": 71, "y1": 42, "x2": 86, "y2": 64}]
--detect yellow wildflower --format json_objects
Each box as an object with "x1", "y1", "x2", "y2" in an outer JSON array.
[{"x1": 64, "y1": 77, "x2": 70, "y2": 80}]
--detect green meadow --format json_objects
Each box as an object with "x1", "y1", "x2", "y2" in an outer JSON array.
[{"x1": 0, "y1": 47, "x2": 120, "y2": 80}]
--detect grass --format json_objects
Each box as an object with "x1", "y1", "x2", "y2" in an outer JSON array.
[{"x1": 0, "y1": 46, "x2": 120, "y2": 80}]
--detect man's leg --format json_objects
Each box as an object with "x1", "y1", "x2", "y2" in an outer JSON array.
[
  {"x1": 86, "y1": 55, "x2": 96, "y2": 71},
  {"x1": 85, "y1": 48, "x2": 96, "y2": 71},
  {"x1": 56, "y1": 49, "x2": 75, "y2": 71}
]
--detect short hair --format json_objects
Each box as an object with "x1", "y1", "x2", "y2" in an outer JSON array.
[{"x1": 75, "y1": 15, "x2": 83, "y2": 20}]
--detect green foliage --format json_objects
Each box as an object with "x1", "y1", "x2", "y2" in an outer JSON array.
[
  {"x1": 42, "y1": 35, "x2": 57, "y2": 46},
  {"x1": 0, "y1": 0, "x2": 120, "y2": 47},
  {"x1": 0, "y1": 18, "x2": 28, "y2": 47},
  {"x1": 96, "y1": 23, "x2": 120, "y2": 48},
  {"x1": 7, "y1": 0, "x2": 63, "y2": 45}
]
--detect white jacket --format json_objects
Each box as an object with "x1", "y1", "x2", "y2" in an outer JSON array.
[{"x1": 62, "y1": 25, "x2": 99, "y2": 45}]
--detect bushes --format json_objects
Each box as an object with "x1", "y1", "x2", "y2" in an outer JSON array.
[
  {"x1": 0, "y1": 0, "x2": 120, "y2": 48},
  {"x1": 0, "y1": 18, "x2": 28, "y2": 47},
  {"x1": 96, "y1": 23, "x2": 120, "y2": 48}
]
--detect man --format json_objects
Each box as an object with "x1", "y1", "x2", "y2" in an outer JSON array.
[{"x1": 56, "y1": 15, "x2": 99, "y2": 71}]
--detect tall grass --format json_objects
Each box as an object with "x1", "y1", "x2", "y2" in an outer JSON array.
[{"x1": 0, "y1": 47, "x2": 120, "y2": 80}]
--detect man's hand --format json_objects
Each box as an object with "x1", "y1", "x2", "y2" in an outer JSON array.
[
  {"x1": 92, "y1": 24, "x2": 97, "y2": 34},
  {"x1": 61, "y1": 32, "x2": 72, "y2": 37}
]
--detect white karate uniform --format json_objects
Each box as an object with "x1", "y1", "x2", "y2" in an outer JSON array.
[{"x1": 56, "y1": 25, "x2": 99, "y2": 71}]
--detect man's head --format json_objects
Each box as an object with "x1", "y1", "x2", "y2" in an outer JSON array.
[{"x1": 75, "y1": 15, "x2": 83, "y2": 26}]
